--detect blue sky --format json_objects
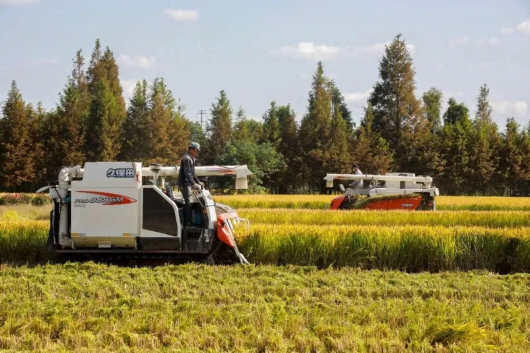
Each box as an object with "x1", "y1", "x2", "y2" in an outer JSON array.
[{"x1": 1, "y1": 0, "x2": 529, "y2": 128}]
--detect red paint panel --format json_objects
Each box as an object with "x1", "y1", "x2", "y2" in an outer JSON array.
[
  {"x1": 364, "y1": 196, "x2": 422, "y2": 210},
  {"x1": 330, "y1": 196, "x2": 345, "y2": 210}
]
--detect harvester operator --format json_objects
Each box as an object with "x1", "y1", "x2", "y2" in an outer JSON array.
[
  {"x1": 178, "y1": 142, "x2": 204, "y2": 226},
  {"x1": 349, "y1": 164, "x2": 364, "y2": 189}
]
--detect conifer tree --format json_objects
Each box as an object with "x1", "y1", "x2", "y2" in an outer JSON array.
[
  {"x1": 351, "y1": 104, "x2": 393, "y2": 174},
  {"x1": 298, "y1": 61, "x2": 333, "y2": 191},
  {"x1": 422, "y1": 88, "x2": 443, "y2": 133},
  {"x1": 120, "y1": 80, "x2": 149, "y2": 161},
  {"x1": 368, "y1": 34, "x2": 425, "y2": 171},
  {"x1": 85, "y1": 40, "x2": 126, "y2": 161},
  {"x1": 277, "y1": 104, "x2": 300, "y2": 192},
  {"x1": 326, "y1": 103, "x2": 351, "y2": 173},
  {"x1": 207, "y1": 90, "x2": 232, "y2": 163},
  {"x1": 262, "y1": 101, "x2": 281, "y2": 148},
  {"x1": 0, "y1": 81, "x2": 35, "y2": 190},
  {"x1": 470, "y1": 84, "x2": 501, "y2": 194}
]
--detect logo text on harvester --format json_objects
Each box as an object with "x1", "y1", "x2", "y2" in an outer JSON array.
[
  {"x1": 74, "y1": 191, "x2": 137, "y2": 207},
  {"x1": 106, "y1": 168, "x2": 135, "y2": 178}
]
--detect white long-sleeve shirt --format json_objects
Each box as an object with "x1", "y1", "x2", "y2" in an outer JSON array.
[{"x1": 349, "y1": 169, "x2": 364, "y2": 189}]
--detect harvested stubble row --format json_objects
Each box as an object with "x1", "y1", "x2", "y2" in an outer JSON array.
[
  {"x1": 2, "y1": 221, "x2": 530, "y2": 273},
  {"x1": 215, "y1": 195, "x2": 530, "y2": 211},
  {"x1": 238, "y1": 209, "x2": 530, "y2": 228}
]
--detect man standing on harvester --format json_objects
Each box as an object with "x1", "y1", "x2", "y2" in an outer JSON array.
[
  {"x1": 178, "y1": 142, "x2": 204, "y2": 227},
  {"x1": 349, "y1": 164, "x2": 364, "y2": 189}
]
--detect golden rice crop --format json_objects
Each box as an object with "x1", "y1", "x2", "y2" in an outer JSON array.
[
  {"x1": 235, "y1": 224, "x2": 530, "y2": 272},
  {"x1": 0, "y1": 220, "x2": 51, "y2": 264},
  {"x1": 238, "y1": 209, "x2": 530, "y2": 228},
  {"x1": 216, "y1": 195, "x2": 530, "y2": 211}
]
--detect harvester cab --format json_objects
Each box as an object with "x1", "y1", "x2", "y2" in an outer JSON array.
[
  {"x1": 38, "y1": 162, "x2": 253, "y2": 264},
  {"x1": 324, "y1": 172, "x2": 439, "y2": 211}
]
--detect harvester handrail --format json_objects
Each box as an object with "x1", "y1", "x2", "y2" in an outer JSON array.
[{"x1": 324, "y1": 173, "x2": 433, "y2": 183}]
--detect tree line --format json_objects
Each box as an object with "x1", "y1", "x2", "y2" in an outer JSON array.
[{"x1": 1, "y1": 35, "x2": 529, "y2": 195}]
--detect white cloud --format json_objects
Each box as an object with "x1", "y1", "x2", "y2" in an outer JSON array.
[
  {"x1": 517, "y1": 19, "x2": 530, "y2": 34},
  {"x1": 272, "y1": 42, "x2": 346, "y2": 61},
  {"x1": 163, "y1": 9, "x2": 198, "y2": 22},
  {"x1": 501, "y1": 28, "x2": 514, "y2": 35},
  {"x1": 344, "y1": 89, "x2": 373, "y2": 103},
  {"x1": 445, "y1": 91, "x2": 464, "y2": 98},
  {"x1": 491, "y1": 100, "x2": 528, "y2": 117},
  {"x1": 121, "y1": 80, "x2": 140, "y2": 97},
  {"x1": 436, "y1": 62, "x2": 444, "y2": 70},
  {"x1": 487, "y1": 36, "x2": 499, "y2": 45},
  {"x1": 352, "y1": 42, "x2": 415, "y2": 57},
  {"x1": 118, "y1": 55, "x2": 155, "y2": 70},
  {"x1": 448, "y1": 36, "x2": 469, "y2": 47},
  {"x1": 31, "y1": 59, "x2": 58, "y2": 66},
  {"x1": 0, "y1": 0, "x2": 40, "y2": 4}
]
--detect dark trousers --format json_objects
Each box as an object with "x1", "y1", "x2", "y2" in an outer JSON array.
[{"x1": 181, "y1": 186, "x2": 192, "y2": 226}]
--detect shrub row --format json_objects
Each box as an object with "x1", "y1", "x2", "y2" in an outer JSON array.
[{"x1": 0, "y1": 193, "x2": 50, "y2": 206}]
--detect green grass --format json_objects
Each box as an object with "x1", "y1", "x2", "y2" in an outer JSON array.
[{"x1": 0, "y1": 264, "x2": 528, "y2": 352}]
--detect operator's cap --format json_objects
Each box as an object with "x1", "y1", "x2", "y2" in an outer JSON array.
[
  {"x1": 189, "y1": 142, "x2": 201, "y2": 151},
  {"x1": 353, "y1": 164, "x2": 358, "y2": 168}
]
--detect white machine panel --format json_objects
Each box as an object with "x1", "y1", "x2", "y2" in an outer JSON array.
[{"x1": 71, "y1": 161, "x2": 141, "y2": 240}]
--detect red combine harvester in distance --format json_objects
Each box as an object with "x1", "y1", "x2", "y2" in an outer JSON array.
[{"x1": 324, "y1": 172, "x2": 439, "y2": 211}]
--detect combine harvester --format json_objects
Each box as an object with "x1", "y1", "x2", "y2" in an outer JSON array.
[
  {"x1": 324, "y1": 172, "x2": 439, "y2": 210},
  {"x1": 37, "y1": 162, "x2": 253, "y2": 264}
]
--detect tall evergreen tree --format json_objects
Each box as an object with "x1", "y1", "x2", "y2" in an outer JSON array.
[
  {"x1": 277, "y1": 104, "x2": 300, "y2": 192},
  {"x1": 351, "y1": 104, "x2": 393, "y2": 174},
  {"x1": 325, "y1": 103, "x2": 351, "y2": 173},
  {"x1": 422, "y1": 88, "x2": 443, "y2": 133},
  {"x1": 368, "y1": 34, "x2": 425, "y2": 171},
  {"x1": 0, "y1": 81, "x2": 36, "y2": 190},
  {"x1": 262, "y1": 101, "x2": 281, "y2": 148},
  {"x1": 298, "y1": 61, "x2": 333, "y2": 191},
  {"x1": 85, "y1": 40, "x2": 126, "y2": 161},
  {"x1": 439, "y1": 100, "x2": 473, "y2": 194},
  {"x1": 232, "y1": 107, "x2": 263, "y2": 144},
  {"x1": 499, "y1": 118, "x2": 525, "y2": 191},
  {"x1": 331, "y1": 82, "x2": 354, "y2": 129},
  {"x1": 207, "y1": 90, "x2": 232, "y2": 164},
  {"x1": 470, "y1": 84, "x2": 501, "y2": 194},
  {"x1": 120, "y1": 80, "x2": 149, "y2": 161},
  {"x1": 45, "y1": 49, "x2": 90, "y2": 174}
]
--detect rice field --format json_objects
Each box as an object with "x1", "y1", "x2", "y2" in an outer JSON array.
[
  {"x1": 0, "y1": 195, "x2": 530, "y2": 350},
  {"x1": 1, "y1": 264, "x2": 529, "y2": 351},
  {"x1": 216, "y1": 195, "x2": 530, "y2": 211}
]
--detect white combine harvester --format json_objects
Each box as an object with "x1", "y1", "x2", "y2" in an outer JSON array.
[
  {"x1": 324, "y1": 172, "x2": 439, "y2": 210},
  {"x1": 38, "y1": 162, "x2": 253, "y2": 264}
]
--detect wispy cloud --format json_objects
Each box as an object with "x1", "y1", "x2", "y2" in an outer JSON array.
[
  {"x1": 517, "y1": 19, "x2": 530, "y2": 34},
  {"x1": 445, "y1": 91, "x2": 464, "y2": 98},
  {"x1": 344, "y1": 89, "x2": 373, "y2": 103},
  {"x1": 0, "y1": 0, "x2": 40, "y2": 4},
  {"x1": 31, "y1": 59, "x2": 58, "y2": 66},
  {"x1": 448, "y1": 36, "x2": 469, "y2": 47},
  {"x1": 163, "y1": 9, "x2": 199, "y2": 22},
  {"x1": 491, "y1": 100, "x2": 528, "y2": 117},
  {"x1": 501, "y1": 28, "x2": 514, "y2": 35},
  {"x1": 118, "y1": 55, "x2": 156, "y2": 70},
  {"x1": 121, "y1": 79, "x2": 140, "y2": 97},
  {"x1": 352, "y1": 42, "x2": 416, "y2": 57},
  {"x1": 271, "y1": 42, "x2": 346, "y2": 61}
]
